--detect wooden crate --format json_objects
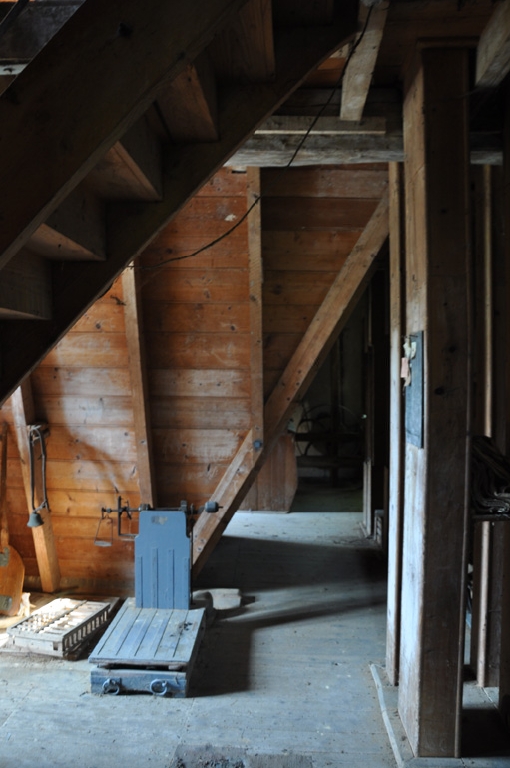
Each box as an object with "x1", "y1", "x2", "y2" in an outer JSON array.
[
  {"x1": 89, "y1": 597, "x2": 206, "y2": 697},
  {"x1": 7, "y1": 598, "x2": 111, "y2": 657}
]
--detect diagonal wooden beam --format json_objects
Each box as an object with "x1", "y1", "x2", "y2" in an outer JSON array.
[
  {"x1": 0, "y1": 10, "x2": 357, "y2": 406},
  {"x1": 0, "y1": 0, "x2": 252, "y2": 272},
  {"x1": 340, "y1": 1, "x2": 389, "y2": 122},
  {"x1": 192, "y1": 190, "x2": 389, "y2": 577}
]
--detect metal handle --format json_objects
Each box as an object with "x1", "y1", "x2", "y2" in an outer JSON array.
[
  {"x1": 102, "y1": 678, "x2": 121, "y2": 695},
  {"x1": 150, "y1": 679, "x2": 170, "y2": 696}
]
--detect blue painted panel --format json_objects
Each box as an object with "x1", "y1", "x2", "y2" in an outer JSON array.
[{"x1": 135, "y1": 510, "x2": 190, "y2": 609}]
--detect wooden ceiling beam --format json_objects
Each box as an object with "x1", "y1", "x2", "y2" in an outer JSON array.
[
  {"x1": 0, "y1": 0, "x2": 252, "y2": 273},
  {"x1": 227, "y1": 129, "x2": 502, "y2": 167},
  {"x1": 192, "y1": 190, "x2": 389, "y2": 577},
  {"x1": 340, "y1": 1, "x2": 389, "y2": 122},
  {"x1": 0, "y1": 8, "x2": 358, "y2": 406}
]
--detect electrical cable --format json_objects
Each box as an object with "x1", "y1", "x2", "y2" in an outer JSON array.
[{"x1": 138, "y1": 6, "x2": 374, "y2": 272}]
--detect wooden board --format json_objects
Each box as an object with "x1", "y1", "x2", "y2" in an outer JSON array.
[
  {"x1": 89, "y1": 597, "x2": 205, "y2": 669},
  {"x1": 398, "y1": 48, "x2": 470, "y2": 759},
  {"x1": 262, "y1": 197, "x2": 378, "y2": 231}
]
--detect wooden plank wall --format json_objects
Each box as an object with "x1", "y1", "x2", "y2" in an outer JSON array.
[
  {"x1": 140, "y1": 168, "x2": 251, "y2": 508},
  {"x1": 0, "y1": 165, "x2": 387, "y2": 591},
  {"x1": 0, "y1": 280, "x2": 138, "y2": 593},
  {"x1": 261, "y1": 164, "x2": 388, "y2": 401}
]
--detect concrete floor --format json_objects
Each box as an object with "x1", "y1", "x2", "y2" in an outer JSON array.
[{"x1": 0, "y1": 505, "x2": 397, "y2": 768}]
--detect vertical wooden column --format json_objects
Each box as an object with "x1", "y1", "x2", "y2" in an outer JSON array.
[
  {"x1": 497, "y1": 81, "x2": 510, "y2": 723},
  {"x1": 399, "y1": 48, "x2": 470, "y2": 757},
  {"x1": 247, "y1": 167, "x2": 264, "y2": 454},
  {"x1": 122, "y1": 261, "x2": 157, "y2": 507},
  {"x1": 11, "y1": 378, "x2": 60, "y2": 593},
  {"x1": 470, "y1": 165, "x2": 502, "y2": 689},
  {"x1": 386, "y1": 161, "x2": 405, "y2": 685}
]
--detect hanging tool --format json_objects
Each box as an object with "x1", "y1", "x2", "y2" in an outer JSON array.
[
  {"x1": 27, "y1": 424, "x2": 50, "y2": 528},
  {"x1": 0, "y1": 424, "x2": 25, "y2": 616}
]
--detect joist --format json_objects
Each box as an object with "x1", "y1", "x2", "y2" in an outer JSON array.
[
  {"x1": 192, "y1": 190, "x2": 389, "y2": 576},
  {"x1": 340, "y1": 2, "x2": 389, "y2": 122},
  {"x1": 10, "y1": 379, "x2": 60, "y2": 593},
  {"x1": 0, "y1": 10, "x2": 358, "y2": 406},
  {"x1": 228, "y1": 130, "x2": 502, "y2": 167}
]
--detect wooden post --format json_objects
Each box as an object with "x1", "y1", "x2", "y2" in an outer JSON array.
[
  {"x1": 497, "y1": 79, "x2": 510, "y2": 724},
  {"x1": 386, "y1": 161, "x2": 405, "y2": 685},
  {"x1": 247, "y1": 168, "x2": 264, "y2": 459},
  {"x1": 469, "y1": 165, "x2": 503, "y2": 689},
  {"x1": 399, "y1": 48, "x2": 471, "y2": 757},
  {"x1": 122, "y1": 262, "x2": 157, "y2": 507},
  {"x1": 10, "y1": 379, "x2": 60, "y2": 593}
]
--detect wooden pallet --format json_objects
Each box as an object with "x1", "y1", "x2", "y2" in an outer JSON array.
[
  {"x1": 7, "y1": 598, "x2": 110, "y2": 657},
  {"x1": 89, "y1": 598, "x2": 206, "y2": 697}
]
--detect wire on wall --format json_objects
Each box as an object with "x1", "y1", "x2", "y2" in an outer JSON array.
[{"x1": 138, "y1": 5, "x2": 374, "y2": 272}]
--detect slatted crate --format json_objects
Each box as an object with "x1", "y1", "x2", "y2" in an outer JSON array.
[{"x1": 7, "y1": 598, "x2": 111, "y2": 657}]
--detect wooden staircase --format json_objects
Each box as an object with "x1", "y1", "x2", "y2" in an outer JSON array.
[{"x1": 0, "y1": 0, "x2": 357, "y2": 406}]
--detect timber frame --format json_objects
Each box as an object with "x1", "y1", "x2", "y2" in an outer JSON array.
[{"x1": 2, "y1": 0, "x2": 510, "y2": 762}]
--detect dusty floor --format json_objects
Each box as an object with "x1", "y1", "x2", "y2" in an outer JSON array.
[{"x1": 0, "y1": 503, "x2": 397, "y2": 768}]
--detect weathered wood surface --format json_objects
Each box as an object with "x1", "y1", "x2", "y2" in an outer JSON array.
[
  {"x1": 0, "y1": 0, "x2": 252, "y2": 271},
  {"x1": 0, "y1": 13, "x2": 358, "y2": 406},
  {"x1": 240, "y1": 433, "x2": 297, "y2": 511},
  {"x1": 247, "y1": 168, "x2": 264, "y2": 453},
  {"x1": 386, "y1": 162, "x2": 405, "y2": 685},
  {"x1": 10, "y1": 379, "x2": 61, "y2": 593},
  {"x1": 476, "y1": 0, "x2": 510, "y2": 88},
  {"x1": 209, "y1": 0, "x2": 275, "y2": 83},
  {"x1": 192, "y1": 191, "x2": 389, "y2": 575},
  {"x1": 262, "y1": 167, "x2": 388, "y2": 199},
  {"x1": 89, "y1": 598, "x2": 205, "y2": 668},
  {"x1": 398, "y1": 48, "x2": 470, "y2": 758},
  {"x1": 142, "y1": 170, "x2": 251, "y2": 507},
  {"x1": 340, "y1": 1, "x2": 389, "y2": 122},
  {"x1": 157, "y1": 54, "x2": 219, "y2": 143},
  {"x1": 122, "y1": 263, "x2": 157, "y2": 507}
]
